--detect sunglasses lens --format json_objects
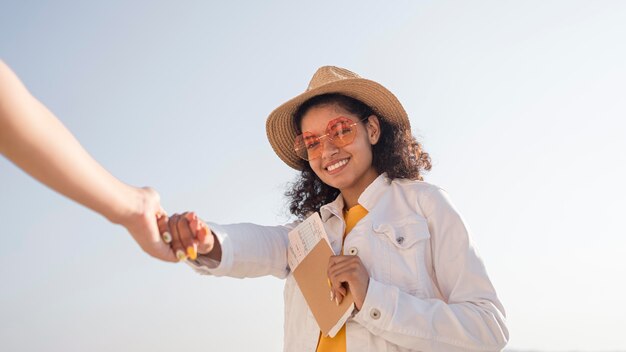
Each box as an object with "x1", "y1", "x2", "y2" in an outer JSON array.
[
  {"x1": 328, "y1": 119, "x2": 356, "y2": 147},
  {"x1": 294, "y1": 133, "x2": 321, "y2": 160}
]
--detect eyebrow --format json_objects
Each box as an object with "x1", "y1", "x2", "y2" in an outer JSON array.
[{"x1": 301, "y1": 117, "x2": 349, "y2": 134}]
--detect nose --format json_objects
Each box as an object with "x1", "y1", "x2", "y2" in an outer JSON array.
[{"x1": 320, "y1": 136, "x2": 339, "y2": 159}]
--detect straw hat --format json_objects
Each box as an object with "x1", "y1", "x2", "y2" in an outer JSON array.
[{"x1": 266, "y1": 66, "x2": 410, "y2": 170}]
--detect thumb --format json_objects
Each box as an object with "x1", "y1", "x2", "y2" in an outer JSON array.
[{"x1": 143, "y1": 211, "x2": 177, "y2": 262}]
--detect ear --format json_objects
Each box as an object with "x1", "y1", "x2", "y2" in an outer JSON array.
[{"x1": 365, "y1": 115, "x2": 381, "y2": 145}]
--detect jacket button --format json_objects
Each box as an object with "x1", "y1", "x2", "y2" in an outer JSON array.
[
  {"x1": 370, "y1": 308, "x2": 381, "y2": 320},
  {"x1": 348, "y1": 247, "x2": 358, "y2": 256},
  {"x1": 396, "y1": 236, "x2": 405, "y2": 245}
]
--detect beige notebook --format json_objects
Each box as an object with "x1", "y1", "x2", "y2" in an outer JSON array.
[{"x1": 288, "y1": 213, "x2": 355, "y2": 337}]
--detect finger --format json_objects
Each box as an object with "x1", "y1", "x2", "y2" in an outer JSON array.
[
  {"x1": 330, "y1": 257, "x2": 367, "y2": 284},
  {"x1": 328, "y1": 256, "x2": 361, "y2": 278},
  {"x1": 329, "y1": 287, "x2": 345, "y2": 308},
  {"x1": 332, "y1": 265, "x2": 370, "y2": 308},
  {"x1": 329, "y1": 280, "x2": 348, "y2": 308},
  {"x1": 196, "y1": 219, "x2": 210, "y2": 242},
  {"x1": 333, "y1": 254, "x2": 364, "y2": 267},
  {"x1": 327, "y1": 278, "x2": 341, "y2": 302},
  {"x1": 176, "y1": 212, "x2": 198, "y2": 260},
  {"x1": 186, "y1": 213, "x2": 214, "y2": 254},
  {"x1": 157, "y1": 213, "x2": 172, "y2": 244},
  {"x1": 328, "y1": 259, "x2": 365, "y2": 298},
  {"x1": 156, "y1": 205, "x2": 167, "y2": 220},
  {"x1": 168, "y1": 214, "x2": 187, "y2": 261},
  {"x1": 331, "y1": 267, "x2": 360, "y2": 286},
  {"x1": 329, "y1": 254, "x2": 357, "y2": 265},
  {"x1": 328, "y1": 261, "x2": 352, "y2": 300},
  {"x1": 331, "y1": 282, "x2": 347, "y2": 306},
  {"x1": 148, "y1": 212, "x2": 177, "y2": 262},
  {"x1": 328, "y1": 269, "x2": 349, "y2": 296},
  {"x1": 329, "y1": 262, "x2": 361, "y2": 279},
  {"x1": 184, "y1": 212, "x2": 201, "y2": 239},
  {"x1": 184, "y1": 212, "x2": 211, "y2": 240},
  {"x1": 184, "y1": 211, "x2": 197, "y2": 225},
  {"x1": 327, "y1": 255, "x2": 358, "y2": 279}
]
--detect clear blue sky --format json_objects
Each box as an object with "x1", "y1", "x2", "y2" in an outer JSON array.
[{"x1": 1, "y1": 1, "x2": 625, "y2": 351}]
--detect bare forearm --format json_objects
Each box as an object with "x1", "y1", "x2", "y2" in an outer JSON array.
[{"x1": 0, "y1": 60, "x2": 136, "y2": 224}]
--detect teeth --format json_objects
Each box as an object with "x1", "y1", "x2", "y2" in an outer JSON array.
[{"x1": 327, "y1": 159, "x2": 348, "y2": 171}]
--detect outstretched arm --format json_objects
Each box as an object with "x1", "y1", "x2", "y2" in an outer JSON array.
[{"x1": 0, "y1": 60, "x2": 175, "y2": 262}]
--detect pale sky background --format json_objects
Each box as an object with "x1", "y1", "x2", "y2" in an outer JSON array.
[{"x1": 1, "y1": 1, "x2": 625, "y2": 351}]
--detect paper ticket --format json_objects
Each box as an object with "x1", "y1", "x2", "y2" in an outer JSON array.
[{"x1": 287, "y1": 212, "x2": 332, "y2": 271}]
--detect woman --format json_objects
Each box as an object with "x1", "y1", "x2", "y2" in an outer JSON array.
[{"x1": 161, "y1": 66, "x2": 509, "y2": 351}]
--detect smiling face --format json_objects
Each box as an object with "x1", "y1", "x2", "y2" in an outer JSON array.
[{"x1": 299, "y1": 103, "x2": 381, "y2": 207}]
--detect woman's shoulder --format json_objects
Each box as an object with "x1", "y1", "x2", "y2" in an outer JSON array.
[
  {"x1": 365, "y1": 177, "x2": 461, "y2": 224},
  {"x1": 387, "y1": 178, "x2": 454, "y2": 212},
  {"x1": 389, "y1": 177, "x2": 444, "y2": 195}
]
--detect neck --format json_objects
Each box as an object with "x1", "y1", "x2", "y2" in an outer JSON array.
[{"x1": 340, "y1": 169, "x2": 380, "y2": 209}]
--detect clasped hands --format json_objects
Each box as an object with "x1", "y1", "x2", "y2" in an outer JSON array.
[
  {"x1": 155, "y1": 211, "x2": 370, "y2": 310},
  {"x1": 156, "y1": 212, "x2": 220, "y2": 262}
]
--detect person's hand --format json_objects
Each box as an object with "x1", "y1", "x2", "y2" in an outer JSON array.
[
  {"x1": 157, "y1": 211, "x2": 217, "y2": 262},
  {"x1": 328, "y1": 255, "x2": 370, "y2": 310},
  {"x1": 116, "y1": 187, "x2": 177, "y2": 262}
]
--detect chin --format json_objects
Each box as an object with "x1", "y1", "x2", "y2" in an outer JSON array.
[{"x1": 320, "y1": 174, "x2": 354, "y2": 191}]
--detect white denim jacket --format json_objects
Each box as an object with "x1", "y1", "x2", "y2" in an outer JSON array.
[{"x1": 188, "y1": 174, "x2": 509, "y2": 351}]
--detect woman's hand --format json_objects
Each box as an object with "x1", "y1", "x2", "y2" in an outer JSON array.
[
  {"x1": 157, "y1": 211, "x2": 219, "y2": 262},
  {"x1": 327, "y1": 255, "x2": 370, "y2": 310}
]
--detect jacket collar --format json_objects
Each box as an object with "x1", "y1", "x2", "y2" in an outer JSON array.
[{"x1": 319, "y1": 173, "x2": 391, "y2": 222}]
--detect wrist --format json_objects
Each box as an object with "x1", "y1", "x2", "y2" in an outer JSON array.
[
  {"x1": 205, "y1": 231, "x2": 222, "y2": 262},
  {"x1": 108, "y1": 185, "x2": 151, "y2": 227}
]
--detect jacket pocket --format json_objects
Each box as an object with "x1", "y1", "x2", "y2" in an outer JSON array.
[
  {"x1": 371, "y1": 216, "x2": 431, "y2": 296},
  {"x1": 373, "y1": 216, "x2": 431, "y2": 249}
]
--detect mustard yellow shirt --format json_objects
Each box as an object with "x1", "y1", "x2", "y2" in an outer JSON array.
[{"x1": 316, "y1": 204, "x2": 368, "y2": 352}]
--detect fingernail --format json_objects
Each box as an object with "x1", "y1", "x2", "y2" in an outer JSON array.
[
  {"x1": 176, "y1": 249, "x2": 187, "y2": 261},
  {"x1": 162, "y1": 231, "x2": 172, "y2": 244},
  {"x1": 330, "y1": 290, "x2": 334, "y2": 302},
  {"x1": 335, "y1": 297, "x2": 339, "y2": 306},
  {"x1": 186, "y1": 246, "x2": 197, "y2": 260},
  {"x1": 196, "y1": 222, "x2": 208, "y2": 236},
  {"x1": 193, "y1": 220, "x2": 201, "y2": 231}
]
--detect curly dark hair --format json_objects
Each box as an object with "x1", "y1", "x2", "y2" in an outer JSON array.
[{"x1": 285, "y1": 93, "x2": 432, "y2": 219}]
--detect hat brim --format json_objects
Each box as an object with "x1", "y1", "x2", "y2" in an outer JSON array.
[{"x1": 266, "y1": 77, "x2": 409, "y2": 170}]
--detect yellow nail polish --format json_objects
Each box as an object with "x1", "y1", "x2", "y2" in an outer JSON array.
[
  {"x1": 176, "y1": 249, "x2": 187, "y2": 261},
  {"x1": 187, "y1": 246, "x2": 197, "y2": 260},
  {"x1": 162, "y1": 231, "x2": 172, "y2": 244}
]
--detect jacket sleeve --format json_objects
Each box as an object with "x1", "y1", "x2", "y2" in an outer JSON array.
[
  {"x1": 352, "y1": 187, "x2": 509, "y2": 351},
  {"x1": 186, "y1": 221, "x2": 296, "y2": 279}
]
